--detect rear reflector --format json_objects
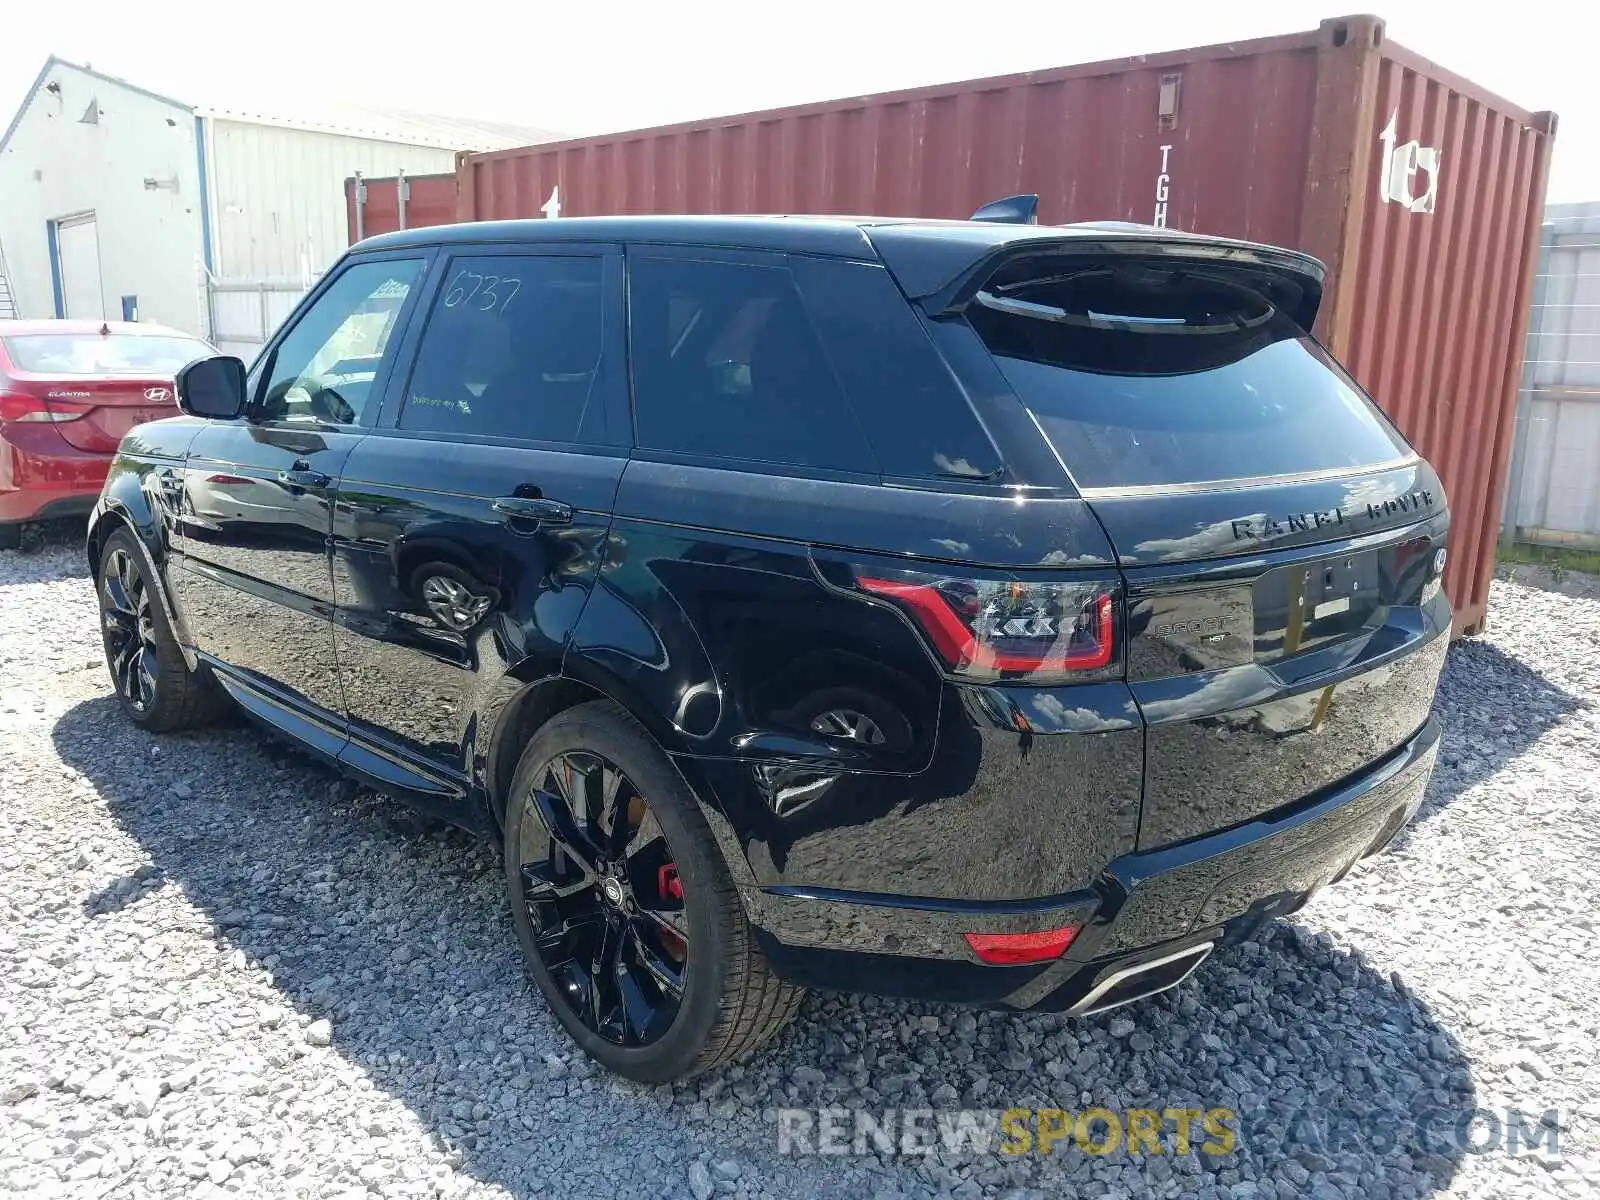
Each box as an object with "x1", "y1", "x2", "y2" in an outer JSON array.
[
  {"x1": 964, "y1": 926, "x2": 1080, "y2": 965},
  {"x1": 859, "y1": 570, "x2": 1117, "y2": 681}
]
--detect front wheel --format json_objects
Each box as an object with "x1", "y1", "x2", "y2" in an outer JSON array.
[
  {"x1": 97, "y1": 528, "x2": 226, "y2": 731},
  {"x1": 504, "y1": 701, "x2": 804, "y2": 1082}
]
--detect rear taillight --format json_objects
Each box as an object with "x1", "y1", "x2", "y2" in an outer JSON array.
[
  {"x1": 858, "y1": 568, "x2": 1118, "y2": 682},
  {"x1": 0, "y1": 392, "x2": 86, "y2": 422}
]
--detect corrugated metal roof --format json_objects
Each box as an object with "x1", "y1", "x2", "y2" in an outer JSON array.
[
  {"x1": 0, "y1": 56, "x2": 561, "y2": 156},
  {"x1": 197, "y1": 100, "x2": 563, "y2": 152}
]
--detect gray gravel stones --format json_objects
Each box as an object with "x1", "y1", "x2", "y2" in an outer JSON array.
[{"x1": 1, "y1": 532, "x2": 1597, "y2": 1198}]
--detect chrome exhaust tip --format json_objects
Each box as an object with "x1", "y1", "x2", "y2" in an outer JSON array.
[{"x1": 1067, "y1": 941, "x2": 1215, "y2": 1016}]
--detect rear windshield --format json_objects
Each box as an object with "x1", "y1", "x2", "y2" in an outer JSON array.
[
  {"x1": 3, "y1": 333, "x2": 213, "y2": 376},
  {"x1": 967, "y1": 259, "x2": 1410, "y2": 490}
]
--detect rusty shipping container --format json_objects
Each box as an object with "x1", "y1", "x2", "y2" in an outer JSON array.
[
  {"x1": 451, "y1": 14, "x2": 1554, "y2": 634},
  {"x1": 345, "y1": 172, "x2": 462, "y2": 242}
]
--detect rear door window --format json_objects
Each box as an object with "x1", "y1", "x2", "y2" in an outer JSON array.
[
  {"x1": 966, "y1": 259, "x2": 1411, "y2": 491},
  {"x1": 399, "y1": 254, "x2": 610, "y2": 444},
  {"x1": 628, "y1": 255, "x2": 878, "y2": 474}
]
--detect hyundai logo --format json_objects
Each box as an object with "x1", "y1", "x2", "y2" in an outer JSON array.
[{"x1": 144, "y1": 386, "x2": 171, "y2": 402}]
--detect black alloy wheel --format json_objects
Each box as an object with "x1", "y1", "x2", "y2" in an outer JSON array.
[
  {"x1": 504, "y1": 701, "x2": 804, "y2": 1082},
  {"x1": 96, "y1": 528, "x2": 228, "y2": 732},
  {"x1": 100, "y1": 543, "x2": 160, "y2": 715},
  {"x1": 517, "y1": 750, "x2": 689, "y2": 1047}
]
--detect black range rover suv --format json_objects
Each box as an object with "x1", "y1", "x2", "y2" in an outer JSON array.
[{"x1": 89, "y1": 214, "x2": 1450, "y2": 1082}]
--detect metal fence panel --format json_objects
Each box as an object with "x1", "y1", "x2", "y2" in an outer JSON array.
[
  {"x1": 1505, "y1": 201, "x2": 1600, "y2": 547},
  {"x1": 206, "y1": 278, "x2": 309, "y2": 364}
]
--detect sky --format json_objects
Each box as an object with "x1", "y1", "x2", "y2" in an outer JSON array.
[{"x1": 2, "y1": 0, "x2": 1596, "y2": 200}]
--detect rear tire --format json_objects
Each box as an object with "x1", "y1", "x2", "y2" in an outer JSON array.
[
  {"x1": 0, "y1": 523, "x2": 18, "y2": 552},
  {"x1": 504, "y1": 700, "x2": 804, "y2": 1082},
  {"x1": 96, "y1": 528, "x2": 227, "y2": 732}
]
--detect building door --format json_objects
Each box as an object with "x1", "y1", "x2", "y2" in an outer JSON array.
[{"x1": 54, "y1": 214, "x2": 105, "y2": 319}]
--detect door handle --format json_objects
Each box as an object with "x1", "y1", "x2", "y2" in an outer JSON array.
[
  {"x1": 277, "y1": 467, "x2": 330, "y2": 489},
  {"x1": 492, "y1": 495, "x2": 574, "y2": 526}
]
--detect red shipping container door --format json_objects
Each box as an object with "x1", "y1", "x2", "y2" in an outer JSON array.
[
  {"x1": 345, "y1": 171, "x2": 463, "y2": 243},
  {"x1": 457, "y1": 15, "x2": 1555, "y2": 634}
]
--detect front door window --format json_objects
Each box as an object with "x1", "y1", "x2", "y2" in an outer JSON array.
[{"x1": 258, "y1": 259, "x2": 424, "y2": 425}]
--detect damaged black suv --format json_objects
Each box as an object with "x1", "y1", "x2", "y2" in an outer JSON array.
[{"x1": 89, "y1": 210, "x2": 1449, "y2": 1082}]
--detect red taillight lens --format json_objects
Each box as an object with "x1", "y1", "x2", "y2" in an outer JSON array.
[
  {"x1": 0, "y1": 392, "x2": 86, "y2": 422},
  {"x1": 859, "y1": 571, "x2": 1117, "y2": 681},
  {"x1": 964, "y1": 926, "x2": 1080, "y2": 965}
]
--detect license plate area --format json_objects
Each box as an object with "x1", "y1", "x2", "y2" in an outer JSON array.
[
  {"x1": 1253, "y1": 547, "x2": 1384, "y2": 658},
  {"x1": 94, "y1": 406, "x2": 170, "y2": 437}
]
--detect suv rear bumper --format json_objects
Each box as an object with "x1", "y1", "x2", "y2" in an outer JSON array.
[{"x1": 750, "y1": 715, "x2": 1439, "y2": 1010}]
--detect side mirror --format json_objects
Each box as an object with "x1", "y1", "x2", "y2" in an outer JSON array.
[{"x1": 176, "y1": 356, "x2": 249, "y2": 420}]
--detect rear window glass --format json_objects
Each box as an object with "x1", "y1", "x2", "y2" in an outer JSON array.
[
  {"x1": 966, "y1": 260, "x2": 1410, "y2": 490},
  {"x1": 3, "y1": 334, "x2": 213, "y2": 376}
]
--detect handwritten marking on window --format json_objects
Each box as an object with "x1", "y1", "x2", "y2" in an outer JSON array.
[
  {"x1": 443, "y1": 271, "x2": 522, "y2": 314},
  {"x1": 410, "y1": 393, "x2": 473, "y2": 415}
]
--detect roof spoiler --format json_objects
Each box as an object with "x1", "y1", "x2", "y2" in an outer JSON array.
[
  {"x1": 1062, "y1": 219, "x2": 1168, "y2": 233},
  {"x1": 969, "y1": 194, "x2": 1039, "y2": 225},
  {"x1": 867, "y1": 227, "x2": 1326, "y2": 329}
]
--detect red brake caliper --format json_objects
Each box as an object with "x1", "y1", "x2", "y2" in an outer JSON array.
[
  {"x1": 655, "y1": 864, "x2": 686, "y2": 960},
  {"x1": 657, "y1": 864, "x2": 684, "y2": 901}
]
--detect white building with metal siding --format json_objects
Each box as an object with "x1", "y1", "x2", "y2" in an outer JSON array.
[
  {"x1": 0, "y1": 59, "x2": 203, "y2": 331},
  {"x1": 0, "y1": 58, "x2": 557, "y2": 355},
  {"x1": 203, "y1": 118, "x2": 455, "y2": 282}
]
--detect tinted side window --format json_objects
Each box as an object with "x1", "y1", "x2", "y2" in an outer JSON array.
[
  {"x1": 400, "y1": 255, "x2": 608, "y2": 444},
  {"x1": 790, "y1": 257, "x2": 1003, "y2": 481},
  {"x1": 629, "y1": 256, "x2": 877, "y2": 474},
  {"x1": 260, "y1": 258, "x2": 423, "y2": 424}
]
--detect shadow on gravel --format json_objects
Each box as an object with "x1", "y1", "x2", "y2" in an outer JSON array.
[
  {"x1": 54, "y1": 695, "x2": 1479, "y2": 1198},
  {"x1": 1410, "y1": 638, "x2": 1586, "y2": 836},
  {"x1": 0, "y1": 524, "x2": 92, "y2": 589}
]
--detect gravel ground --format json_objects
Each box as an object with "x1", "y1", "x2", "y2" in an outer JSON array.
[{"x1": 2, "y1": 530, "x2": 1598, "y2": 1199}]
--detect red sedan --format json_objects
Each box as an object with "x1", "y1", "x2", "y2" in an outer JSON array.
[{"x1": 0, "y1": 320, "x2": 217, "y2": 549}]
